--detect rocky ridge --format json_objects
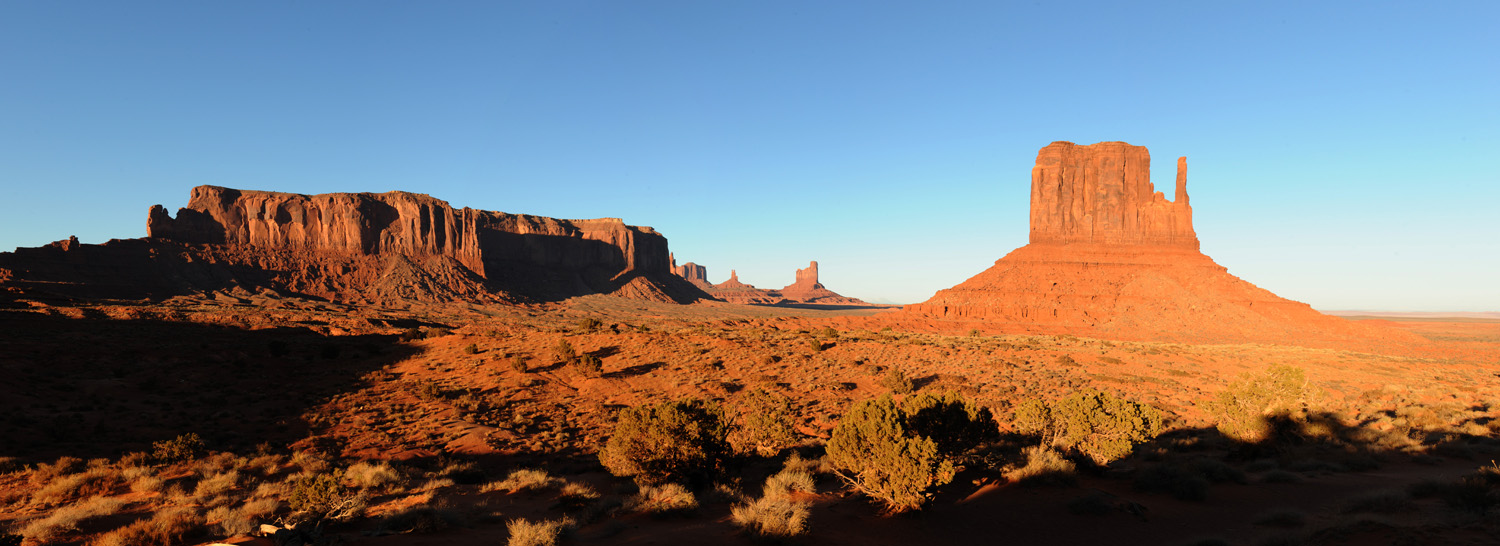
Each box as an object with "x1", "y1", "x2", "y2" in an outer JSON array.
[
  {"x1": 2, "y1": 186, "x2": 710, "y2": 305},
  {"x1": 669, "y1": 259, "x2": 870, "y2": 306}
]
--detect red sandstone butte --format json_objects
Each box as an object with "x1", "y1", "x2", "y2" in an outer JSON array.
[
  {"x1": 708, "y1": 270, "x2": 783, "y2": 305},
  {"x1": 904, "y1": 141, "x2": 1413, "y2": 345},
  {"x1": 1, "y1": 186, "x2": 710, "y2": 304},
  {"x1": 668, "y1": 259, "x2": 870, "y2": 306},
  {"x1": 776, "y1": 261, "x2": 868, "y2": 305},
  {"x1": 669, "y1": 255, "x2": 714, "y2": 291}
]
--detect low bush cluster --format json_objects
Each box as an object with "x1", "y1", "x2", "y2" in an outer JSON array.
[
  {"x1": 598, "y1": 398, "x2": 730, "y2": 485},
  {"x1": 1204, "y1": 364, "x2": 1312, "y2": 441},
  {"x1": 1014, "y1": 389, "x2": 1164, "y2": 464},
  {"x1": 728, "y1": 388, "x2": 799, "y2": 456},
  {"x1": 153, "y1": 433, "x2": 206, "y2": 464},
  {"x1": 826, "y1": 392, "x2": 996, "y2": 512}
]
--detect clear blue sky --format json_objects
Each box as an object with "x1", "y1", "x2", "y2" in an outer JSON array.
[{"x1": 2, "y1": 2, "x2": 1495, "y2": 310}]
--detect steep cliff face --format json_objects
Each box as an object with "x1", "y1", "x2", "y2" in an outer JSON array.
[
  {"x1": 5, "y1": 185, "x2": 708, "y2": 304},
  {"x1": 905, "y1": 141, "x2": 1410, "y2": 346},
  {"x1": 1029, "y1": 141, "x2": 1197, "y2": 248},
  {"x1": 669, "y1": 256, "x2": 714, "y2": 291}
]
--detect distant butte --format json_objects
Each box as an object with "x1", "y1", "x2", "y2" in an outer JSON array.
[
  {"x1": 668, "y1": 258, "x2": 871, "y2": 306},
  {"x1": 902, "y1": 141, "x2": 1414, "y2": 345}
]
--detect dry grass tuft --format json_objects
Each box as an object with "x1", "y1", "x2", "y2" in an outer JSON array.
[
  {"x1": 345, "y1": 461, "x2": 405, "y2": 491},
  {"x1": 32, "y1": 467, "x2": 122, "y2": 506},
  {"x1": 483, "y1": 468, "x2": 562, "y2": 493},
  {"x1": 19, "y1": 496, "x2": 126, "y2": 543},
  {"x1": 1003, "y1": 446, "x2": 1077, "y2": 486},
  {"x1": 29, "y1": 456, "x2": 84, "y2": 486},
  {"x1": 627, "y1": 483, "x2": 699, "y2": 514},
  {"x1": 505, "y1": 517, "x2": 575, "y2": 546},
  {"x1": 193, "y1": 470, "x2": 239, "y2": 498},
  {"x1": 731, "y1": 495, "x2": 810, "y2": 538},
  {"x1": 554, "y1": 482, "x2": 602, "y2": 509},
  {"x1": 206, "y1": 505, "x2": 256, "y2": 536},
  {"x1": 90, "y1": 508, "x2": 205, "y2": 546}
]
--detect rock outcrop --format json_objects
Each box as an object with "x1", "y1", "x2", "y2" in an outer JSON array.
[
  {"x1": 708, "y1": 270, "x2": 783, "y2": 305},
  {"x1": 669, "y1": 260, "x2": 871, "y2": 306},
  {"x1": 669, "y1": 255, "x2": 713, "y2": 291},
  {"x1": 777, "y1": 261, "x2": 866, "y2": 304},
  {"x1": 903, "y1": 141, "x2": 1412, "y2": 346},
  {"x1": 3, "y1": 186, "x2": 711, "y2": 305},
  {"x1": 1029, "y1": 142, "x2": 1197, "y2": 248}
]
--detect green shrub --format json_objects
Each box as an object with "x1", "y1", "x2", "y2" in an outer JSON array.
[
  {"x1": 880, "y1": 368, "x2": 914, "y2": 394},
  {"x1": 1014, "y1": 389, "x2": 1163, "y2": 464},
  {"x1": 409, "y1": 379, "x2": 444, "y2": 401},
  {"x1": 463, "y1": 343, "x2": 479, "y2": 355},
  {"x1": 576, "y1": 318, "x2": 603, "y2": 333},
  {"x1": 826, "y1": 395, "x2": 954, "y2": 512},
  {"x1": 901, "y1": 391, "x2": 1000, "y2": 458},
  {"x1": 554, "y1": 339, "x2": 577, "y2": 363},
  {"x1": 598, "y1": 398, "x2": 730, "y2": 485},
  {"x1": 572, "y1": 354, "x2": 603, "y2": 377},
  {"x1": 729, "y1": 388, "x2": 799, "y2": 456},
  {"x1": 287, "y1": 471, "x2": 366, "y2": 520},
  {"x1": 153, "y1": 433, "x2": 206, "y2": 463},
  {"x1": 1205, "y1": 364, "x2": 1312, "y2": 441},
  {"x1": 511, "y1": 355, "x2": 529, "y2": 373}
]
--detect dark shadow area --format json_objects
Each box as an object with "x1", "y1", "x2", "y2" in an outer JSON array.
[
  {"x1": 912, "y1": 374, "x2": 942, "y2": 390},
  {"x1": 603, "y1": 361, "x2": 663, "y2": 379},
  {"x1": 586, "y1": 346, "x2": 621, "y2": 359},
  {"x1": 528, "y1": 359, "x2": 570, "y2": 374},
  {"x1": 0, "y1": 311, "x2": 418, "y2": 461}
]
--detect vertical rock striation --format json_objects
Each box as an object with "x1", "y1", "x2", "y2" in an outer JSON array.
[{"x1": 1029, "y1": 141, "x2": 1196, "y2": 248}]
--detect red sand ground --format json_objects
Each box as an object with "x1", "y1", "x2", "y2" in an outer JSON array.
[{"x1": 2, "y1": 296, "x2": 1497, "y2": 546}]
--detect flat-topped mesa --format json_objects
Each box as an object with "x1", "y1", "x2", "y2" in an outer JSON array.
[
  {"x1": 135, "y1": 185, "x2": 707, "y2": 303},
  {"x1": 1029, "y1": 141, "x2": 1197, "y2": 248},
  {"x1": 149, "y1": 186, "x2": 490, "y2": 274},
  {"x1": 670, "y1": 256, "x2": 713, "y2": 290},
  {"x1": 148, "y1": 185, "x2": 672, "y2": 280}
]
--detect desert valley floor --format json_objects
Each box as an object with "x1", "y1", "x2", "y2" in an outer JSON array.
[{"x1": 2, "y1": 294, "x2": 1498, "y2": 546}]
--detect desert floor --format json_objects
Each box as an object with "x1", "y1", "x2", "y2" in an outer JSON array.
[{"x1": 2, "y1": 294, "x2": 1498, "y2": 545}]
